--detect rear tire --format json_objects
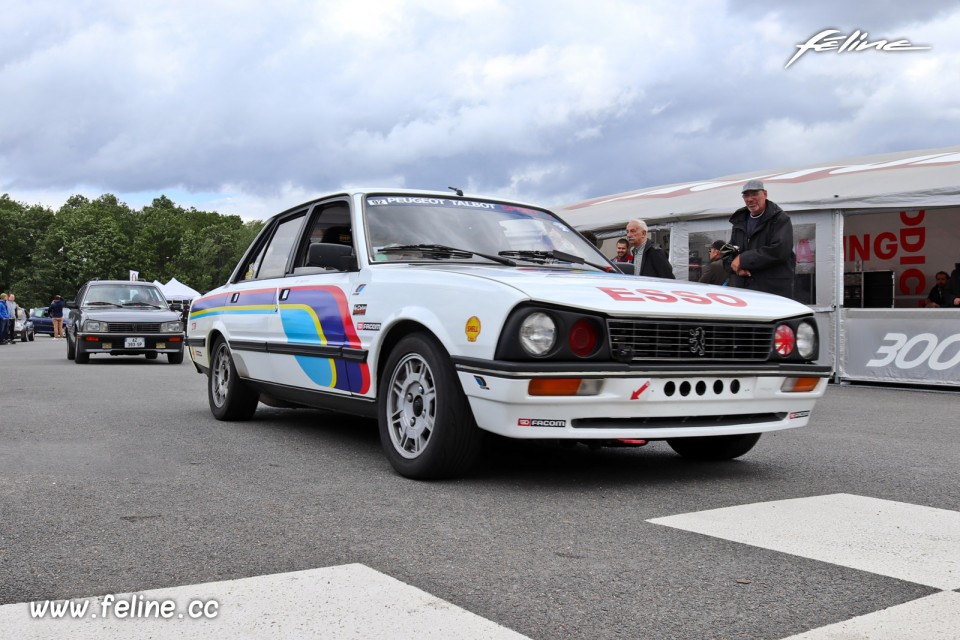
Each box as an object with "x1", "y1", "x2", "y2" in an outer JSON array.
[
  {"x1": 145, "y1": 352, "x2": 159, "y2": 360},
  {"x1": 208, "y1": 338, "x2": 259, "y2": 420},
  {"x1": 378, "y1": 333, "x2": 482, "y2": 479},
  {"x1": 667, "y1": 433, "x2": 761, "y2": 460}
]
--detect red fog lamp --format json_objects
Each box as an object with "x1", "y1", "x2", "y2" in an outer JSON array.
[
  {"x1": 568, "y1": 318, "x2": 599, "y2": 357},
  {"x1": 774, "y1": 324, "x2": 796, "y2": 357}
]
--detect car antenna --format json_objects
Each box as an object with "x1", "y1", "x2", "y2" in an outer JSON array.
[{"x1": 448, "y1": 186, "x2": 464, "y2": 197}]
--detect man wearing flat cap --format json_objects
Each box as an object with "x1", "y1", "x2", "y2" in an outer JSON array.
[
  {"x1": 724, "y1": 179, "x2": 796, "y2": 298},
  {"x1": 699, "y1": 240, "x2": 728, "y2": 285}
]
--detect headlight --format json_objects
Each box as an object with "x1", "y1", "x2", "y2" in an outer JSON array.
[
  {"x1": 796, "y1": 321, "x2": 817, "y2": 359},
  {"x1": 519, "y1": 312, "x2": 556, "y2": 356},
  {"x1": 773, "y1": 324, "x2": 795, "y2": 357},
  {"x1": 83, "y1": 320, "x2": 107, "y2": 332},
  {"x1": 161, "y1": 321, "x2": 183, "y2": 332}
]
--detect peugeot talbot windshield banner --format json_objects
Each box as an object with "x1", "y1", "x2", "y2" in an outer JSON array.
[{"x1": 842, "y1": 310, "x2": 960, "y2": 386}]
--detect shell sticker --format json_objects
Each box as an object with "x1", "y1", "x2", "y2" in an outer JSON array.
[{"x1": 465, "y1": 316, "x2": 481, "y2": 342}]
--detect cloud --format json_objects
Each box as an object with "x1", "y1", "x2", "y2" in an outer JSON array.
[{"x1": 1, "y1": 0, "x2": 958, "y2": 219}]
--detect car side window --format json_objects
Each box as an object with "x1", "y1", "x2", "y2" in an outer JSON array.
[
  {"x1": 255, "y1": 213, "x2": 306, "y2": 279},
  {"x1": 292, "y1": 204, "x2": 353, "y2": 271}
]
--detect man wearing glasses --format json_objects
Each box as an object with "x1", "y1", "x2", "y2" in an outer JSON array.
[
  {"x1": 724, "y1": 180, "x2": 796, "y2": 299},
  {"x1": 624, "y1": 219, "x2": 675, "y2": 279}
]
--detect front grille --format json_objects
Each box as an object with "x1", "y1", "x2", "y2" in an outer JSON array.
[
  {"x1": 607, "y1": 319, "x2": 773, "y2": 362},
  {"x1": 107, "y1": 323, "x2": 163, "y2": 333}
]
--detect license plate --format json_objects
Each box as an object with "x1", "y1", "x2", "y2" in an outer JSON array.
[{"x1": 125, "y1": 337, "x2": 146, "y2": 348}]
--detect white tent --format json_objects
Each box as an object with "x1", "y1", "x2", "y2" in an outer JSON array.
[
  {"x1": 559, "y1": 145, "x2": 960, "y2": 387},
  {"x1": 560, "y1": 145, "x2": 960, "y2": 229},
  {"x1": 158, "y1": 277, "x2": 201, "y2": 301}
]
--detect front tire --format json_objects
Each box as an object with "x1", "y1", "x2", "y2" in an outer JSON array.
[
  {"x1": 208, "y1": 338, "x2": 259, "y2": 420},
  {"x1": 66, "y1": 334, "x2": 76, "y2": 360},
  {"x1": 378, "y1": 333, "x2": 482, "y2": 479},
  {"x1": 74, "y1": 337, "x2": 89, "y2": 364},
  {"x1": 167, "y1": 351, "x2": 184, "y2": 364},
  {"x1": 667, "y1": 433, "x2": 761, "y2": 460}
]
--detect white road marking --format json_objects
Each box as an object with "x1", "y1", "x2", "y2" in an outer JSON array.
[
  {"x1": 648, "y1": 493, "x2": 960, "y2": 589},
  {"x1": 2, "y1": 563, "x2": 530, "y2": 640},
  {"x1": 780, "y1": 591, "x2": 960, "y2": 640}
]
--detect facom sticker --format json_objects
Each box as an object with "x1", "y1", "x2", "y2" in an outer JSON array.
[
  {"x1": 465, "y1": 316, "x2": 481, "y2": 342},
  {"x1": 356, "y1": 322, "x2": 381, "y2": 331},
  {"x1": 517, "y1": 418, "x2": 566, "y2": 427}
]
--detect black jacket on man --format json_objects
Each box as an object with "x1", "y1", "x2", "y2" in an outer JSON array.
[
  {"x1": 723, "y1": 200, "x2": 795, "y2": 298},
  {"x1": 632, "y1": 242, "x2": 675, "y2": 279}
]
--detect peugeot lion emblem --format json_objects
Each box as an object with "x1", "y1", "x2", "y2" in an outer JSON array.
[{"x1": 688, "y1": 327, "x2": 707, "y2": 356}]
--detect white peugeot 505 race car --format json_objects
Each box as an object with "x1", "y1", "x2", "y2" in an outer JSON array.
[{"x1": 187, "y1": 189, "x2": 830, "y2": 479}]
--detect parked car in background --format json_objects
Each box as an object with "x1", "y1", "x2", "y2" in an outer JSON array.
[
  {"x1": 28, "y1": 307, "x2": 74, "y2": 337},
  {"x1": 14, "y1": 308, "x2": 35, "y2": 342},
  {"x1": 65, "y1": 281, "x2": 185, "y2": 364},
  {"x1": 187, "y1": 189, "x2": 830, "y2": 479}
]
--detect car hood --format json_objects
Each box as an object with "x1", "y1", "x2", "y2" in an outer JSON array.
[
  {"x1": 408, "y1": 264, "x2": 813, "y2": 321},
  {"x1": 78, "y1": 308, "x2": 181, "y2": 322}
]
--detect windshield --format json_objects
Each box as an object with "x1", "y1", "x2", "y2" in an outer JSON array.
[
  {"x1": 364, "y1": 196, "x2": 607, "y2": 267},
  {"x1": 82, "y1": 284, "x2": 167, "y2": 308}
]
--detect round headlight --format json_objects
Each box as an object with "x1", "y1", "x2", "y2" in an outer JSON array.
[
  {"x1": 519, "y1": 312, "x2": 556, "y2": 356},
  {"x1": 773, "y1": 324, "x2": 795, "y2": 357},
  {"x1": 796, "y1": 321, "x2": 817, "y2": 359}
]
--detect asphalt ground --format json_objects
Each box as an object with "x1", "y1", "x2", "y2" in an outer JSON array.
[{"x1": 1, "y1": 336, "x2": 957, "y2": 639}]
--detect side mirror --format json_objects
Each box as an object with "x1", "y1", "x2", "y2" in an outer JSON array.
[
  {"x1": 65, "y1": 301, "x2": 78, "y2": 309},
  {"x1": 307, "y1": 243, "x2": 358, "y2": 271},
  {"x1": 614, "y1": 262, "x2": 634, "y2": 274}
]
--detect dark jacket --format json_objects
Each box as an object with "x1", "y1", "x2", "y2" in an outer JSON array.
[
  {"x1": 724, "y1": 200, "x2": 795, "y2": 298},
  {"x1": 699, "y1": 258, "x2": 727, "y2": 285},
  {"x1": 632, "y1": 242, "x2": 675, "y2": 279},
  {"x1": 49, "y1": 299, "x2": 65, "y2": 318}
]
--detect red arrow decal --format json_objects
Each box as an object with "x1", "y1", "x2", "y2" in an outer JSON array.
[{"x1": 630, "y1": 381, "x2": 650, "y2": 400}]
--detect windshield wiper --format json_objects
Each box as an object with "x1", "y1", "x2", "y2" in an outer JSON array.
[
  {"x1": 121, "y1": 302, "x2": 162, "y2": 308},
  {"x1": 84, "y1": 301, "x2": 122, "y2": 307},
  {"x1": 498, "y1": 249, "x2": 610, "y2": 272},
  {"x1": 377, "y1": 244, "x2": 516, "y2": 266}
]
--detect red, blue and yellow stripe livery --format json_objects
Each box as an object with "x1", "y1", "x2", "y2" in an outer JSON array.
[{"x1": 191, "y1": 286, "x2": 370, "y2": 394}]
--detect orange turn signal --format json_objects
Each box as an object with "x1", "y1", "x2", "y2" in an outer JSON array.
[
  {"x1": 528, "y1": 378, "x2": 584, "y2": 396},
  {"x1": 781, "y1": 377, "x2": 820, "y2": 393}
]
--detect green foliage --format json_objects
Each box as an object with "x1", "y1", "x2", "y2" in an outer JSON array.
[{"x1": 0, "y1": 192, "x2": 263, "y2": 308}]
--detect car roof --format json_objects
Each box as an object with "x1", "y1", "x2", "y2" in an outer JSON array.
[{"x1": 267, "y1": 188, "x2": 545, "y2": 222}]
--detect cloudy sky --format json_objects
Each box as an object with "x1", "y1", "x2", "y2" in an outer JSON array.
[{"x1": 2, "y1": 0, "x2": 957, "y2": 220}]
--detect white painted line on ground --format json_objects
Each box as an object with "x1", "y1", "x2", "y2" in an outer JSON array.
[
  {"x1": 648, "y1": 493, "x2": 960, "y2": 590},
  {"x1": 1, "y1": 563, "x2": 531, "y2": 640},
  {"x1": 780, "y1": 591, "x2": 960, "y2": 640}
]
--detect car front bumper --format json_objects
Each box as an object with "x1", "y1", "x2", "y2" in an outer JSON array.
[
  {"x1": 76, "y1": 332, "x2": 185, "y2": 355},
  {"x1": 455, "y1": 359, "x2": 831, "y2": 440}
]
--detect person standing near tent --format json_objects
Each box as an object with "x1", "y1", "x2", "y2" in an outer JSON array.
[
  {"x1": 699, "y1": 240, "x2": 728, "y2": 285},
  {"x1": 625, "y1": 219, "x2": 674, "y2": 279},
  {"x1": 724, "y1": 180, "x2": 796, "y2": 299}
]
